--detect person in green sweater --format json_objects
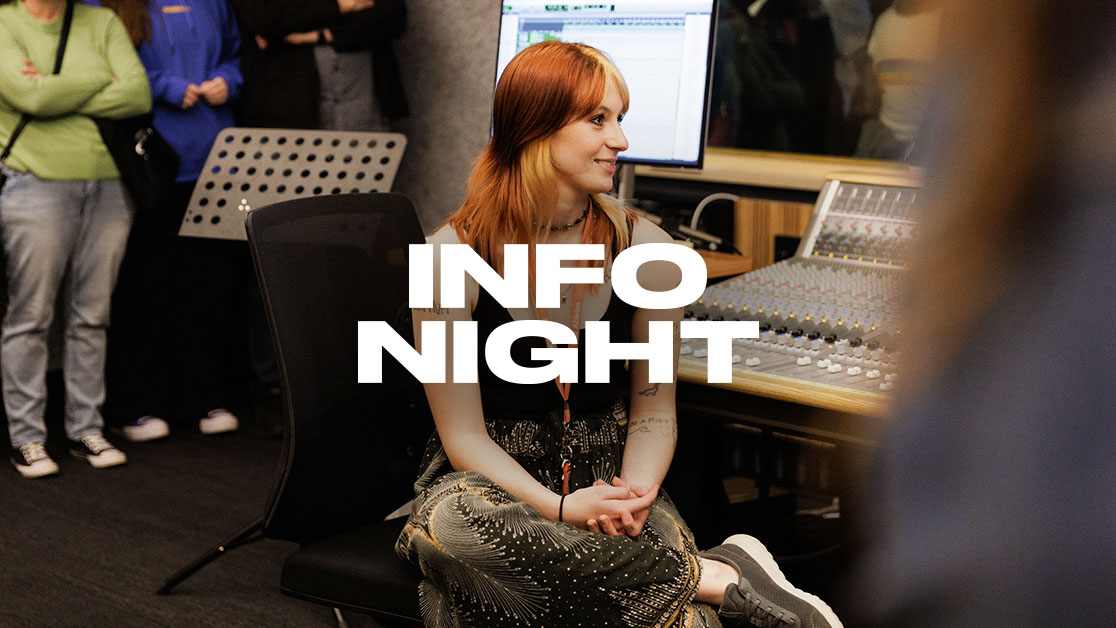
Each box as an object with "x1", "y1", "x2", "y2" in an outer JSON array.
[{"x1": 0, "y1": 0, "x2": 152, "y2": 478}]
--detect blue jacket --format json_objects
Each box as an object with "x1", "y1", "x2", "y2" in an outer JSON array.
[{"x1": 136, "y1": 0, "x2": 243, "y2": 182}]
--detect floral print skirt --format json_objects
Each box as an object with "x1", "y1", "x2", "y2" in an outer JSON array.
[{"x1": 395, "y1": 403, "x2": 721, "y2": 628}]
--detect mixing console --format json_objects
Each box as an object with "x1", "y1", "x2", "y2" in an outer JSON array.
[{"x1": 680, "y1": 178, "x2": 920, "y2": 403}]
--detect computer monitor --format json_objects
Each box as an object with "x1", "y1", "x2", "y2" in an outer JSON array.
[{"x1": 496, "y1": 0, "x2": 718, "y2": 169}]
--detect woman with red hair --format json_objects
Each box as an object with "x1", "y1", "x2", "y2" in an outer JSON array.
[{"x1": 395, "y1": 41, "x2": 840, "y2": 628}]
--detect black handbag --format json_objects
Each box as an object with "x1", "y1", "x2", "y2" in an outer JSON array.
[{"x1": 94, "y1": 114, "x2": 179, "y2": 212}]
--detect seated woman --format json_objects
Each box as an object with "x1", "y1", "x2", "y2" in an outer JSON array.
[{"x1": 395, "y1": 40, "x2": 841, "y2": 628}]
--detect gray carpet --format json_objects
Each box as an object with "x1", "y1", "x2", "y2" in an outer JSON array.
[{"x1": 0, "y1": 427, "x2": 385, "y2": 628}]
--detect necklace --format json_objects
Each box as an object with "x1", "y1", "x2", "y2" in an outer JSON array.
[{"x1": 549, "y1": 205, "x2": 590, "y2": 232}]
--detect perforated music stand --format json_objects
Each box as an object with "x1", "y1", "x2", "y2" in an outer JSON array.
[{"x1": 178, "y1": 127, "x2": 407, "y2": 241}]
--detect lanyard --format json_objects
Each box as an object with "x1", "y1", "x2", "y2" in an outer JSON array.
[{"x1": 535, "y1": 209, "x2": 593, "y2": 495}]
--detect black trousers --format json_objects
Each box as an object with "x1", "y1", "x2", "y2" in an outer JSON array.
[{"x1": 105, "y1": 182, "x2": 274, "y2": 427}]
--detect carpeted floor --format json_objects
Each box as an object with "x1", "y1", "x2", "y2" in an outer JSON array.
[{"x1": 0, "y1": 424, "x2": 385, "y2": 628}]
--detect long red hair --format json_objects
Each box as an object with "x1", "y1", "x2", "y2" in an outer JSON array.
[{"x1": 449, "y1": 41, "x2": 636, "y2": 272}]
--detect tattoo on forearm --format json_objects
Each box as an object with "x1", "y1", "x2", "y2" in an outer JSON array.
[
  {"x1": 628, "y1": 416, "x2": 677, "y2": 441},
  {"x1": 415, "y1": 304, "x2": 450, "y2": 316},
  {"x1": 637, "y1": 383, "x2": 660, "y2": 397}
]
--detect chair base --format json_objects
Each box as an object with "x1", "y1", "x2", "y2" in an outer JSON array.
[{"x1": 157, "y1": 516, "x2": 265, "y2": 594}]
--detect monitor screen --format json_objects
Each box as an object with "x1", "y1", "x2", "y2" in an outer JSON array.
[{"x1": 496, "y1": 1, "x2": 718, "y2": 169}]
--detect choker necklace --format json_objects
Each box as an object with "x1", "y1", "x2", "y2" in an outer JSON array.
[{"x1": 549, "y1": 206, "x2": 590, "y2": 232}]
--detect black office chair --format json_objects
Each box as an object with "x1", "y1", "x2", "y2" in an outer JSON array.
[{"x1": 247, "y1": 193, "x2": 429, "y2": 625}]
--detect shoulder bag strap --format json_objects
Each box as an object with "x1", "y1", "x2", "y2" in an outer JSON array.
[{"x1": 1, "y1": 0, "x2": 76, "y2": 165}]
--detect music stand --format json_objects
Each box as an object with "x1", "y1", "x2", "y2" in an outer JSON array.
[{"x1": 178, "y1": 127, "x2": 407, "y2": 241}]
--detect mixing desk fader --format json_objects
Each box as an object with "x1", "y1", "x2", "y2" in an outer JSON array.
[{"x1": 680, "y1": 178, "x2": 920, "y2": 407}]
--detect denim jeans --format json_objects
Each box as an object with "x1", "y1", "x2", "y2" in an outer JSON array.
[{"x1": 0, "y1": 167, "x2": 133, "y2": 447}]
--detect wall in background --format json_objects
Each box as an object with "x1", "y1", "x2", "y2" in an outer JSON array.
[{"x1": 391, "y1": 0, "x2": 499, "y2": 232}]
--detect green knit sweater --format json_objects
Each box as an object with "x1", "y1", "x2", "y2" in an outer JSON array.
[{"x1": 0, "y1": 0, "x2": 151, "y2": 180}]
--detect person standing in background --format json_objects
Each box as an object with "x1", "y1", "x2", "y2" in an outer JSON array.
[
  {"x1": 221, "y1": 0, "x2": 408, "y2": 434},
  {"x1": 96, "y1": 0, "x2": 245, "y2": 441},
  {"x1": 852, "y1": 0, "x2": 940, "y2": 160},
  {"x1": 231, "y1": 0, "x2": 408, "y2": 131},
  {"x1": 0, "y1": 0, "x2": 150, "y2": 477}
]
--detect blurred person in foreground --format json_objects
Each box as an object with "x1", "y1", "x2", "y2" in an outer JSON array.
[{"x1": 849, "y1": 2, "x2": 1116, "y2": 626}]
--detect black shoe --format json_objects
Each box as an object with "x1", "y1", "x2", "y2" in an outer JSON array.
[
  {"x1": 69, "y1": 434, "x2": 128, "y2": 469},
  {"x1": 11, "y1": 442, "x2": 60, "y2": 479},
  {"x1": 702, "y1": 535, "x2": 842, "y2": 628}
]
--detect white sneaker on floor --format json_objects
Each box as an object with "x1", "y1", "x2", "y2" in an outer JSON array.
[
  {"x1": 11, "y1": 442, "x2": 60, "y2": 479},
  {"x1": 120, "y1": 416, "x2": 170, "y2": 442},
  {"x1": 69, "y1": 434, "x2": 128, "y2": 469},
  {"x1": 199, "y1": 409, "x2": 239, "y2": 435}
]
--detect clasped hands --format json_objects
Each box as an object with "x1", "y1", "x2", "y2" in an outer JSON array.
[
  {"x1": 253, "y1": 0, "x2": 373, "y2": 50},
  {"x1": 561, "y1": 477, "x2": 660, "y2": 537},
  {"x1": 181, "y1": 77, "x2": 228, "y2": 109}
]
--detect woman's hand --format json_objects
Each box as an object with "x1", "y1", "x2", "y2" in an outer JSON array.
[
  {"x1": 181, "y1": 83, "x2": 201, "y2": 109},
  {"x1": 283, "y1": 29, "x2": 332, "y2": 45},
  {"x1": 563, "y1": 480, "x2": 658, "y2": 535},
  {"x1": 585, "y1": 478, "x2": 659, "y2": 537},
  {"x1": 337, "y1": 0, "x2": 374, "y2": 13},
  {"x1": 21, "y1": 58, "x2": 43, "y2": 81},
  {"x1": 198, "y1": 77, "x2": 228, "y2": 106},
  {"x1": 562, "y1": 484, "x2": 656, "y2": 533}
]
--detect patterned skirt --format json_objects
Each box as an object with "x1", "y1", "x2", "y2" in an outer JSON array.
[{"x1": 395, "y1": 403, "x2": 722, "y2": 628}]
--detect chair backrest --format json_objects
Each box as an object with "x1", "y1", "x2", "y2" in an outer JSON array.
[{"x1": 246, "y1": 193, "x2": 432, "y2": 545}]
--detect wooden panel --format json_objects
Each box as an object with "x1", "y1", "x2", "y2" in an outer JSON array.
[
  {"x1": 698, "y1": 250, "x2": 752, "y2": 280},
  {"x1": 636, "y1": 146, "x2": 922, "y2": 192},
  {"x1": 733, "y1": 198, "x2": 814, "y2": 269}
]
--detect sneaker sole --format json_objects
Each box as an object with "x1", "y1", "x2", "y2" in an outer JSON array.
[
  {"x1": 11, "y1": 458, "x2": 60, "y2": 479},
  {"x1": 721, "y1": 534, "x2": 843, "y2": 628},
  {"x1": 70, "y1": 450, "x2": 128, "y2": 469},
  {"x1": 199, "y1": 416, "x2": 238, "y2": 435},
  {"x1": 118, "y1": 423, "x2": 170, "y2": 442}
]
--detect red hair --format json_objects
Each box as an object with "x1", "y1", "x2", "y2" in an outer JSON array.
[{"x1": 449, "y1": 41, "x2": 636, "y2": 273}]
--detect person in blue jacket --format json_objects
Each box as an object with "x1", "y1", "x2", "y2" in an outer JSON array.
[
  {"x1": 139, "y1": 0, "x2": 241, "y2": 182},
  {"x1": 99, "y1": 0, "x2": 248, "y2": 442}
]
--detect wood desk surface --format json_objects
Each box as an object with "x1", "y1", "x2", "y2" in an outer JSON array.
[
  {"x1": 677, "y1": 358, "x2": 888, "y2": 417},
  {"x1": 698, "y1": 250, "x2": 752, "y2": 279}
]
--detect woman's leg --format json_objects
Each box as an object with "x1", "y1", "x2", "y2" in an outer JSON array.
[
  {"x1": 700, "y1": 535, "x2": 843, "y2": 628},
  {"x1": 169, "y1": 180, "x2": 251, "y2": 425},
  {"x1": 104, "y1": 192, "x2": 178, "y2": 427},
  {"x1": 62, "y1": 177, "x2": 134, "y2": 441},
  {"x1": 398, "y1": 471, "x2": 721, "y2": 628},
  {"x1": 0, "y1": 172, "x2": 84, "y2": 447},
  {"x1": 696, "y1": 557, "x2": 738, "y2": 605}
]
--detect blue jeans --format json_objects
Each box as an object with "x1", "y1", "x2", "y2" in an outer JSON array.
[{"x1": 0, "y1": 168, "x2": 133, "y2": 447}]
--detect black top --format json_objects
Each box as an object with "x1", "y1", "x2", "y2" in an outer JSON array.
[
  {"x1": 473, "y1": 284, "x2": 635, "y2": 418},
  {"x1": 229, "y1": 0, "x2": 409, "y2": 127}
]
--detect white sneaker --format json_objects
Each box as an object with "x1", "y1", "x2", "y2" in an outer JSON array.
[
  {"x1": 120, "y1": 416, "x2": 170, "y2": 442},
  {"x1": 69, "y1": 434, "x2": 128, "y2": 469},
  {"x1": 199, "y1": 409, "x2": 239, "y2": 435},
  {"x1": 11, "y1": 442, "x2": 60, "y2": 479}
]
